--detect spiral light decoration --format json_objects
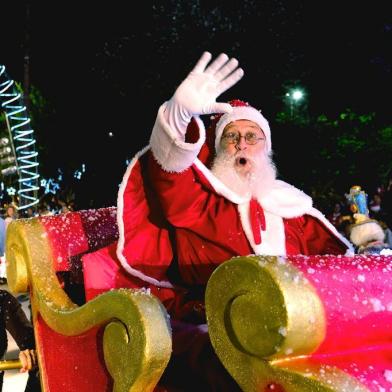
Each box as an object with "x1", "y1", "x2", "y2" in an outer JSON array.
[{"x1": 0, "y1": 64, "x2": 40, "y2": 210}]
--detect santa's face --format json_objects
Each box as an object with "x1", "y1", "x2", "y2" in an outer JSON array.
[
  {"x1": 219, "y1": 120, "x2": 266, "y2": 176},
  {"x1": 211, "y1": 120, "x2": 276, "y2": 197}
]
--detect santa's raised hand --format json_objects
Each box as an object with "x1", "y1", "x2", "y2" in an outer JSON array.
[{"x1": 165, "y1": 52, "x2": 244, "y2": 136}]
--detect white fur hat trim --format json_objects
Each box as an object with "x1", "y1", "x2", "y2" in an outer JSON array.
[{"x1": 214, "y1": 106, "x2": 271, "y2": 153}]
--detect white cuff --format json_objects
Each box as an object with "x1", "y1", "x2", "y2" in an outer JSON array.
[{"x1": 149, "y1": 102, "x2": 206, "y2": 172}]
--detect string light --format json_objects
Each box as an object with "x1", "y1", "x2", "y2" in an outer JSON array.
[
  {"x1": 7, "y1": 186, "x2": 16, "y2": 196},
  {"x1": 40, "y1": 178, "x2": 60, "y2": 195},
  {"x1": 39, "y1": 163, "x2": 87, "y2": 195},
  {"x1": 0, "y1": 63, "x2": 88, "y2": 205},
  {"x1": 73, "y1": 163, "x2": 86, "y2": 180},
  {"x1": 0, "y1": 65, "x2": 40, "y2": 210}
]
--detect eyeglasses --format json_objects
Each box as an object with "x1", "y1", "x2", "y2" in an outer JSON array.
[{"x1": 221, "y1": 131, "x2": 265, "y2": 145}]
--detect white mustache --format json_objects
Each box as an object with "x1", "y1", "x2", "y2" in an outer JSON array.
[
  {"x1": 211, "y1": 149, "x2": 277, "y2": 198},
  {"x1": 233, "y1": 152, "x2": 256, "y2": 165}
]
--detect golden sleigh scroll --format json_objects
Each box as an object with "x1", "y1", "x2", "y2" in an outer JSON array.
[
  {"x1": 205, "y1": 256, "x2": 368, "y2": 392},
  {"x1": 5, "y1": 217, "x2": 172, "y2": 392}
]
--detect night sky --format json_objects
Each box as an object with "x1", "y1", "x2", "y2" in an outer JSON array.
[{"x1": 2, "y1": 1, "x2": 391, "y2": 208}]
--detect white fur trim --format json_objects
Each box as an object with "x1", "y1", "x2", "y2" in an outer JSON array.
[
  {"x1": 256, "y1": 180, "x2": 313, "y2": 218},
  {"x1": 238, "y1": 203, "x2": 286, "y2": 256},
  {"x1": 116, "y1": 146, "x2": 174, "y2": 288},
  {"x1": 215, "y1": 106, "x2": 271, "y2": 153},
  {"x1": 149, "y1": 102, "x2": 206, "y2": 172}
]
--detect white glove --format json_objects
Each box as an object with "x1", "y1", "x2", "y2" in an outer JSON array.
[{"x1": 165, "y1": 52, "x2": 244, "y2": 138}]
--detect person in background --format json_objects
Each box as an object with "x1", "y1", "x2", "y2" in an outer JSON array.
[
  {"x1": 381, "y1": 171, "x2": 392, "y2": 229},
  {"x1": 0, "y1": 289, "x2": 41, "y2": 391},
  {"x1": 37, "y1": 204, "x2": 52, "y2": 216},
  {"x1": 4, "y1": 205, "x2": 18, "y2": 230},
  {"x1": 327, "y1": 202, "x2": 345, "y2": 231},
  {"x1": 369, "y1": 193, "x2": 383, "y2": 221},
  {"x1": 2, "y1": 204, "x2": 19, "y2": 285},
  {"x1": 380, "y1": 171, "x2": 392, "y2": 248},
  {"x1": 23, "y1": 208, "x2": 36, "y2": 219},
  {"x1": 0, "y1": 218, "x2": 5, "y2": 285},
  {"x1": 346, "y1": 185, "x2": 391, "y2": 255}
]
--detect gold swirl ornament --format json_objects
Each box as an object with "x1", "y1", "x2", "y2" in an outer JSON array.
[
  {"x1": 205, "y1": 255, "x2": 368, "y2": 391},
  {"x1": 5, "y1": 217, "x2": 172, "y2": 392}
]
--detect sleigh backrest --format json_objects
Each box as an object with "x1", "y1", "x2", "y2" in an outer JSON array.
[{"x1": 5, "y1": 207, "x2": 171, "y2": 392}]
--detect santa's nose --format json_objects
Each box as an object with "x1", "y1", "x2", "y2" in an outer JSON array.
[{"x1": 235, "y1": 136, "x2": 248, "y2": 150}]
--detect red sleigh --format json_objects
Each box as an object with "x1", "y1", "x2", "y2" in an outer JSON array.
[{"x1": 5, "y1": 207, "x2": 392, "y2": 391}]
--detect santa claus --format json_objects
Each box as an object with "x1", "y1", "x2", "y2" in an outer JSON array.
[
  {"x1": 83, "y1": 52, "x2": 355, "y2": 391},
  {"x1": 113, "y1": 52, "x2": 353, "y2": 293}
]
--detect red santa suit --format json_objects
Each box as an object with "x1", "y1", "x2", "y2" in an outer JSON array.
[{"x1": 114, "y1": 101, "x2": 353, "y2": 294}]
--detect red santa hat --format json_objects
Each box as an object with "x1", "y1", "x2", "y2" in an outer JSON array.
[{"x1": 212, "y1": 99, "x2": 271, "y2": 154}]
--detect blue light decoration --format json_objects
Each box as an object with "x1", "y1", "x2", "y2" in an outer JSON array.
[
  {"x1": 39, "y1": 163, "x2": 86, "y2": 196},
  {"x1": 0, "y1": 65, "x2": 40, "y2": 210},
  {"x1": 41, "y1": 178, "x2": 60, "y2": 195},
  {"x1": 7, "y1": 186, "x2": 16, "y2": 196},
  {"x1": 73, "y1": 163, "x2": 86, "y2": 180}
]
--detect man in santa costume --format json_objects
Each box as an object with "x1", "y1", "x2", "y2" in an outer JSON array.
[
  {"x1": 114, "y1": 51, "x2": 353, "y2": 291},
  {"x1": 83, "y1": 52, "x2": 354, "y2": 390}
]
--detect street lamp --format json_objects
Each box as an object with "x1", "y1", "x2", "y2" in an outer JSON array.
[{"x1": 286, "y1": 88, "x2": 305, "y2": 119}]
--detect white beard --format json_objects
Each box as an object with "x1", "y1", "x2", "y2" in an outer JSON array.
[{"x1": 210, "y1": 150, "x2": 277, "y2": 198}]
